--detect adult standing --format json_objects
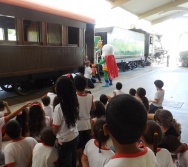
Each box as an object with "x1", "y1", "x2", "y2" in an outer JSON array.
[{"x1": 52, "y1": 76, "x2": 79, "y2": 167}]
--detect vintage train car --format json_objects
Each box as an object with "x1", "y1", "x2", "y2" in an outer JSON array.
[{"x1": 0, "y1": 0, "x2": 95, "y2": 95}]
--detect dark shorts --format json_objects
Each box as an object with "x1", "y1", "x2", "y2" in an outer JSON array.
[{"x1": 77, "y1": 129, "x2": 91, "y2": 150}]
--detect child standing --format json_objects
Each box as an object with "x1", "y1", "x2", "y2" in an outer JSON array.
[
  {"x1": 41, "y1": 96, "x2": 53, "y2": 120},
  {"x1": 4, "y1": 120, "x2": 37, "y2": 167},
  {"x1": 104, "y1": 94, "x2": 158, "y2": 167},
  {"x1": 32, "y1": 128, "x2": 58, "y2": 167},
  {"x1": 74, "y1": 74, "x2": 95, "y2": 166},
  {"x1": 149, "y1": 80, "x2": 165, "y2": 113},
  {"x1": 82, "y1": 120, "x2": 114, "y2": 167},
  {"x1": 142, "y1": 120, "x2": 174, "y2": 167}
]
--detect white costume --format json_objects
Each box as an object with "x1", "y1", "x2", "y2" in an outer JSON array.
[
  {"x1": 43, "y1": 105, "x2": 53, "y2": 119},
  {"x1": 113, "y1": 89, "x2": 124, "y2": 96},
  {"x1": 32, "y1": 143, "x2": 58, "y2": 167},
  {"x1": 104, "y1": 147, "x2": 158, "y2": 167},
  {"x1": 4, "y1": 137, "x2": 37, "y2": 167},
  {"x1": 83, "y1": 139, "x2": 114, "y2": 167},
  {"x1": 152, "y1": 89, "x2": 165, "y2": 107}
]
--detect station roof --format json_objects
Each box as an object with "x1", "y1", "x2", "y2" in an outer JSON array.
[{"x1": 106, "y1": 0, "x2": 188, "y2": 25}]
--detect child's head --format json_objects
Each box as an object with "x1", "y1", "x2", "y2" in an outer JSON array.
[
  {"x1": 100, "y1": 94, "x2": 108, "y2": 106},
  {"x1": 142, "y1": 120, "x2": 162, "y2": 155},
  {"x1": 85, "y1": 60, "x2": 91, "y2": 67},
  {"x1": 129, "y1": 88, "x2": 136, "y2": 96},
  {"x1": 74, "y1": 74, "x2": 87, "y2": 91},
  {"x1": 154, "y1": 80, "x2": 164, "y2": 89},
  {"x1": 41, "y1": 128, "x2": 56, "y2": 146},
  {"x1": 29, "y1": 102, "x2": 45, "y2": 137},
  {"x1": 160, "y1": 135, "x2": 181, "y2": 153},
  {"x1": 136, "y1": 87, "x2": 146, "y2": 97},
  {"x1": 93, "y1": 101, "x2": 106, "y2": 118},
  {"x1": 5, "y1": 120, "x2": 21, "y2": 139},
  {"x1": 116, "y1": 82, "x2": 122, "y2": 90},
  {"x1": 93, "y1": 120, "x2": 109, "y2": 153},
  {"x1": 41, "y1": 96, "x2": 50, "y2": 106},
  {"x1": 0, "y1": 100, "x2": 5, "y2": 111},
  {"x1": 154, "y1": 109, "x2": 181, "y2": 134},
  {"x1": 106, "y1": 94, "x2": 147, "y2": 145}
]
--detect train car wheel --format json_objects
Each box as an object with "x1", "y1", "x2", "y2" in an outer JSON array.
[
  {"x1": 0, "y1": 84, "x2": 14, "y2": 92},
  {"x1": 13, "y1": 82, "x2": 32, "y2": 96}
]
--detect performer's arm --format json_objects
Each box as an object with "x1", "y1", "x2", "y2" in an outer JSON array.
[{"x1": 97, "y1": 58, "x2": 105, "y2": 65}]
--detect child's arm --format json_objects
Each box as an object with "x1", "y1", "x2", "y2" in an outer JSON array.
[
  {"x1": 5, "y1": 102, "x2": 32, "y2": 122},
  {"x1": 90, "y1": 95, "x2": 96, "y2": 111},
  {"x1": 81, "y1": 154, "x2": 89, "y2": 167},
  {"x1": 3, "y1": 101, "x2": 11, "y2": 116}
]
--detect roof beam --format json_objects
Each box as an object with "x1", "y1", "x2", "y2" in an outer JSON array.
[
  {"x1": 109, "y1": 0, "x2": 130, "y2": 9},
  {"x1": 139, "y1": 0, "x2": 188, "y2": 19},
  {"x1": 151, "y1": 11, "x2": 186, "y2": 25}
]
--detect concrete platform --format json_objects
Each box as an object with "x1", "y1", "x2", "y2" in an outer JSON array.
[{"x1": 2, "y1": 66, "x2": 188, "y2": 144}]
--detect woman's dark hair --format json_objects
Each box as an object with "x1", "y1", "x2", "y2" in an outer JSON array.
[
  {"x1": 56, "y1": 76, "x2": 79, "y2": 128},
  {"x1": 154, "y1": 80, "x2": 164, "y2": 89},
  {"x1": 142, "y1": 120, "x2": 162, "y2": 155},
  {"x1": 93, "y1": 101, "x2": 106, "y2": 118},
  {"x1": 28, "y1": 102, "x2": 45, "y2": 137},
  {"x1": 154, "y1": 109, "x2": 181, "y2": 135},
  {"x1": 16, "y1": 108, "x2": 29, "y2": 137},
  {"x1": 137, "y1": 87, "x2": 149, "y2": 111},
  {"x1": 93, "y1": 120, "x2": 109, "y2": 153}
]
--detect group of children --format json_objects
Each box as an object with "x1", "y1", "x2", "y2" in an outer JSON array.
[{"x1": 0, "y1": 74, "x2": 187, "y2": 167}]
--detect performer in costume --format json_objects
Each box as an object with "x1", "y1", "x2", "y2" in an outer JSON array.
[{"x1": 98, "y1": 44, "x2": 118, "y2": 87}]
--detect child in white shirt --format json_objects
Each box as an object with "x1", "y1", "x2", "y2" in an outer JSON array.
[
  {"x1": 41, "y1": 96, "x2": 53, "y2": 120},
  {"x1": 32, "y1": 128, "x2": 58, "y2": 167},
  {"x1": 4, "y1": 120, "x2": 37, "y2": 167},
  {"x1": 82, "y1": 120, "x2": 114, "y2": 167}
]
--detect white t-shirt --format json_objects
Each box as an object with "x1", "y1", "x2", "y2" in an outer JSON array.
[
  {"x1": 47, "y1": 92, "x2": 56, "y2": 106},
  {"x1": 113, "y1": 89, "x2": 124, "y2": 96},
  {"x1": 178, "y1": 148, "x2": 188, "y2": 167},
  {"x1": 4, "y1": 137, "x2": 37, "y2": 167},
  {"x1": 153, "y1": 89, "x2": 165, "y2": 107},
  {"x1": 156, "y1": 148, "x2": 174, "y2": 167},
  {"x1": 43, "y1": 106, "x2": 53, "y2": 119},
  {"x1": 84, "y1": 66, "x2": 92, "y2": 79},
  {"x1": 77, "y1": 93, "x2": 93, "y2": 131},
  {"x1": 53, "y1": 104, "x2": 78, "y2": 142},
  {"x1": 32, "y1": 143, "x2": 58, "y2": 167},
  {"x1": 83, "y1": 139, "x2": 114, "y2": 167},
  {"x1": 104, "y1": 147, "x2": 158, "y2": 167}
]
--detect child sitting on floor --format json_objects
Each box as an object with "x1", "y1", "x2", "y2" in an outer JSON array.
[
  {"x1": 142, "y1": 120, "x2": 174, "y2": 167},
  {"x1": 32, "y1": 128, "x2": 58, "y2": 167},
  {"x1": 104, "y1": 94, "x2": 158, "y2": 167},
  {"x1": 82, "y1": 120, "x2": 114, "y2": 167}
]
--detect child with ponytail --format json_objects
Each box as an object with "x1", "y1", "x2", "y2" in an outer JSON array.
[
  {"x1": 136, "y1": 87, "x2": 149, "y2": 112},
  {"x1": 81, "y1": 120, "x2": 114, "y2": 167},
  {"x1": 142, "y1": 120, "x2": 174, "y2": 167}
]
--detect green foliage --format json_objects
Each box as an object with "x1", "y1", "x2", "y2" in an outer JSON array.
[{"x1": 180, "y1": 51, "x2": 188, "y2": 67}]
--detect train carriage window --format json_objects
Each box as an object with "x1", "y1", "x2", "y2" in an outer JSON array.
[
  {"x1": 23, "y1": 20, "x2": 40, "y2": 43},
  {"x1": 47, "y1": 23, "x2": 61, "y2": 45},
  {"x1": 68, "y1": 26, "x2": 79, "y2": 46},
  {"x1": 0, "y1": 15, "x2": 16, "y2": 42}
]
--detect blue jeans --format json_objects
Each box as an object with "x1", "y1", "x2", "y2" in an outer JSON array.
[{"x1": 58, "y1": 136, "x2": 79, "y2": 167}]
